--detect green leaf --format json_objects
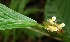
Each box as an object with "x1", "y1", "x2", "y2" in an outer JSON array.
[
  {"x1": 0, "y1": 3, "x2": 51, "y2": 40},
  {"x1": 23, "y1": 27, "x2": 50, "y2": 38},
  {"x1": 10, "y1": 0, "x2": 20, "y2": 10},
  {"x1": 18, "y1": 0, "x2": 29, "y2": 14},
  {"x1": 23, "y1": 8, "x2": 42, "y2": 15},
  {"x1": 0, "y1": 3, "x2": 37, "y2": 30},
  {"x1": 10, "y1": 0, "x2": 30, "y2": 14},
  {"x1": 45, "y1": 0, "x2": 70, "y2": 42}
]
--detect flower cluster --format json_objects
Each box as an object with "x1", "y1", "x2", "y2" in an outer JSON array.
[{"x1": 44, "y1": 16, "x2": 65, "y2": 32}]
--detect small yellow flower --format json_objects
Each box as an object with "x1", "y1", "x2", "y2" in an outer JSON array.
[
  {"x1": 60, "y1": 23, "x2": 65, "y2": 27},
  {"x1": 48, "y1": 19, "x2": 54, "y2": 24},
  {"x1": 44, "y1": 16, "x2": 65, "y2": 32},
  {"x1": 53, "y1": 27, "x2": 58, "y2": 31},
  {"x1": 57, "y1": 23, "x2": 65, "y2": 30},
  {"x1": 47, "y1": 16, "x2": 56, "y2": 24},
  {"x1": 47, "y1": 26, "x2": 58, "y2": 32},
  {"x1": 52, "y1": 16, "x2": 56, "y2": 21}
]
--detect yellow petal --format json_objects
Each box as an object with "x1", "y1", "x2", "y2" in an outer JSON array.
[
  {"x1": 57, "y1": 25, "x2": 62, "y2": 30},
  {"x1": 52, "y1": 16, "x2": 56, "y2": 21},
  {"x1": 53, "y1": 27, "x2": 58, "y2": 31},
  {"x1": 47, "y1": 26, "x2": 58, "y2": 32},
  {"x1": 48, "y1": 19, "x2": 54, "y2": 24},
  {"x1": 60, "y1": 23, "x2": 65, "y2": 27}
]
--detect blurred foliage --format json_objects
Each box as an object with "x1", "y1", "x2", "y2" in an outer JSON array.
[
  {"x1": 10, "y1": 0, "x2": 29, "y2": 14},
  {"x1": 10, "y1": 0, "x2": 42, "y2": 15},
  {"x1": 45, "y1": 0, "x2": 70, "y2": 42}
]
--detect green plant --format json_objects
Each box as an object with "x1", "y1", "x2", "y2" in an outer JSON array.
[
  {"x1": 10, "y1": 0, "x2": 41, "y2": 15},
  {"x1": 45, "y1": 0, "x2": 70, "y2": 42},
  {"x1": 0, "y1": 3, "x2": 47, "y2": 42},
  {"x1": 0, "y1": 0, "x2": 70, "y2": 42}
]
